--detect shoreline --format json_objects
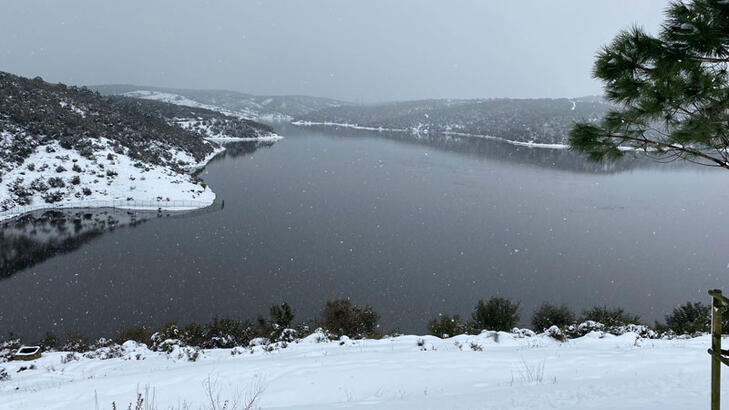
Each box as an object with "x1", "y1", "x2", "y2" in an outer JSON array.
[
  {"x1": 291, "y1": 121, "x2": 571, "y2": 150},
  {"x1": 291, "y1": 121, "x2": 650, "y2": 152}
]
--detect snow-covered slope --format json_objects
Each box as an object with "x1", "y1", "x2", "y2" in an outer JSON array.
[
  {"x1": 0, "y1": 138, "x2": 220, "y2": 221},
  {"x1": 122, "y1": 90, "x2": 258, "y2": 119},
  {"x1": 0, "y1": 71, "x2": 279, "y2": 220},
  {"x1": 1, "y1": 331, "x2": 720, "y2": 409},
  {"x1": 92, "y1": 84, "x2": 350, "y2": 121}
]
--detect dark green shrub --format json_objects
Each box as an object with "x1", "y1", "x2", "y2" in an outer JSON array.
[
  {"x1": 43, "y1": 191, "x2": 64, "y2": 203},
  {"x1": 30, "y1": 178, "x2": 48, "y2": 192},
  {"x1": 472, "y1": 297, "x2": 520, "y2": 332},
  {"x1": 116, "y1": 326, "x2": 151, "y2": 344},
  {"x1": 322, "y1": 299, "x2": 380, "y2": 338},
  {"x1": 532, "y1": 303, "x2": 576, "y2": 331},
  {"x1": 270, "y1": 302, "x2": 294, "y2": 329},
  {"x1": 258, "y1": 302, "x2": 296, "y2": 339},
  {"x1": 60, "y1": 334, "x2": 90, "y2": 352},
  {"x1": 202, "y1": 317, "x2": 255, "y2": 348},
  {"x1": 47, "y1": 177, "x2": 65, "y2": 188},
  {"x1": 428, "y1": 314, "x2": 470, "y2": 338},
  {"x1": 70, "y1": 175, "x2": 81, "y2": 185},
  {"x1": 664, "y1": 302, "x2": 710, "y2": 335},
  {"x1": 581, "y1": 306, "x2": 640, "y2": 326},
  {"x1": 38, "y1": 332, "x2": 60, "y2": 350}
]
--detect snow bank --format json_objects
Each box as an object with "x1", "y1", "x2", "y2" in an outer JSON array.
[{"x1": 1, "y1": 332, "x2": 723, "y2": 409}]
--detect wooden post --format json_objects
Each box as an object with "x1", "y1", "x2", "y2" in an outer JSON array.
[{"x1": 711, "y1": 289, "x2": 722, "y2": 410}]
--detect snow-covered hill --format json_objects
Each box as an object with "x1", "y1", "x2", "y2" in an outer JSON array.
[
  {"x1": 0, "y1": 72, "x2": 277, "y2": 220},
  {"x1": 295, "y1": 98, "x2": 613, "y2": 146},
  {"x1": 1, "y1": 331, "x2": 720, "y2": 409},
  {"x1": 92, "y1": 85, "x2": 350, "y2": 121}
]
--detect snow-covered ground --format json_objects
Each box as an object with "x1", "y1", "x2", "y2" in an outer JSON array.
[
  {"x1": 0, "y1": 138, "x2": 221, "y2": 222},
  {"x1": 1, "y1": 331, "x2": 723, "y2": 409}
]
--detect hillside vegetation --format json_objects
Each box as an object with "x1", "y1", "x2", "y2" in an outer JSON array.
[
  {"x1": 0, "y1": 72, "x2": 274, "y2": 214},
  {"x1": 297, "y1": 97, "x2": 612, "y2": 145}
]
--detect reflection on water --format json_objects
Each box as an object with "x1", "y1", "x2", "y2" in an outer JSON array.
[
  {"x1": 1, "y1": 209, "x2": 154, "y2": 280},
  {"x1": 212, "y1": 139, "x2": 276, "y2": 160},
  {"x1": 0, "y1": 139, "x2": 276, "y2": 281}
]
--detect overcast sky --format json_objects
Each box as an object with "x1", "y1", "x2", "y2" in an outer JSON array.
[{"x1": 1, "y1": 0, "x2": 669, "y2": 102}]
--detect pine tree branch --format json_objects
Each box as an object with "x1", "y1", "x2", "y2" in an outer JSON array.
[{"x1": 603, "y1": 132, "x2": 729, "y2": 169}]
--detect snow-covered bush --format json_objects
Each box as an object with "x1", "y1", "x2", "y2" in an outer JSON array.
[
  {"x1": 305, "y1": 328, "x2": 334, "y2": 343},
  {"x1": 544, "y1": 325, "x2": 565, "y2": 342},
  {"x1": 511, "y1": 328, "x2": 537, "y2": 338},
  {"x1": 581, "y1": 306, "x2": 640, "y2": 327},
  {"x1": 29, "y1": 177, "x2": 48, "y2": 192},
  {"x1": 428, "y1": 314, "x2": 470, "y2": 338},
  {"x1": 563, "y1": 320, "x2": 658, "y2": 339},
  {"x1": 531, "y1": 303, "x2": 575, "y2": 332},
  {"x1": 150, "y1": 323, "x2": 182, "y2": 352},
  {"x1": 60, "y1": 335, "x2": 92, "y2": 352},
  {"x1": 47, "y1": 176, "x2": 65, "y2": 188},
  {"x1": 60, "y1": 352, "x2": 79, "y2": 363},
  {"x1": 663, "y1": 302, "x2": 710, "y2": 336},
  {"x1": 472, "y1": 297, "x2": 520, "y2": 332},
  {"x1": 322, "y1": 299, "x2": 380, "y2": 338},
  {"x1": 0, "y1": 338, "x2": 21, "y2": 362},
  {"x1": 276, "y1": 328, "x2": 298, "y2": 343},
  {"x1": 42, "y1": 190, "x2": 63, "y2": 203},
  {"x1": 9, "y1": 178, "x2": 33, "y2": 204},
  {"x1": 614, "y1": 324, "x2": 657, "y2": 339},
  {"x1": 564, "y1": 321, "x2": 605, "y2": 338}
]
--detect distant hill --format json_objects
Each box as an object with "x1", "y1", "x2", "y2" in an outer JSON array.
[
  {"x1": 91, "y1": 84, "x2": 351, "y2": 120},
  {"x1": 294, "y1": 97, "x2": 613, "y2": 145}
]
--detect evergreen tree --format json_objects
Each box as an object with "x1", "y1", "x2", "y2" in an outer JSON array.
[{"x1": 570, "y1": 0, "x2": 729, "y2": 169}]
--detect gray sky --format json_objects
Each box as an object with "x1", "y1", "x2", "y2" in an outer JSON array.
[{"x1": 1, "y1": 0, "x2": 668, "y2": 102}]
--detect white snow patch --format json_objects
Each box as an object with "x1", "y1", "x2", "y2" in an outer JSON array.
[{"x1": 0, "y1": 139, "x2": 220, "y2": 221}]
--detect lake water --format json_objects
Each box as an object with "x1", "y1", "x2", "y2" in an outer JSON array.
[{"x1": 2, "y1": 124, "x2": 728, "y2": 339}]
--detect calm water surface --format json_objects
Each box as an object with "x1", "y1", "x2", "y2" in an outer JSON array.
[{"x1": 2, "y1": 125, "x2": 728, "y2": 339}]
